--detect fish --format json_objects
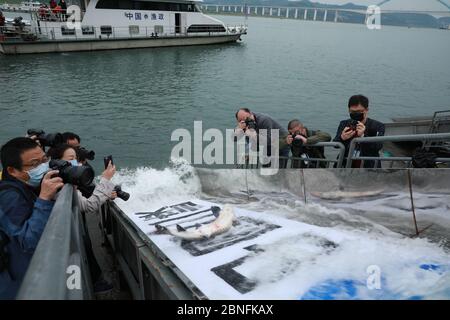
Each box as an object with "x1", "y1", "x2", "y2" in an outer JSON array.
[
  {"x1": 155, "y1": 205, "x2": 236, "y2": 241},
  {"x1": 310, "y1": 189, "x2": 384, "y2": 200}
]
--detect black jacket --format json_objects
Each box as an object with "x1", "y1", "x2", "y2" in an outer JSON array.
[{"x1": 333, "y1": 118, "x2": 385, "y2": 168}]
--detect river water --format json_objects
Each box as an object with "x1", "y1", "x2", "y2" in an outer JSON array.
[{"x1": 1, "y1": 14, "x2": 450, "y2": 170}]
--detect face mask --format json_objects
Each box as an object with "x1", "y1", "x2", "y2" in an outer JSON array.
[
  {"x1": 69, "y1": 159, "x2": 79, "y2": 167},
  {"x1": 350, "y1": 112, "x2": 365, "y2": 122},
  {"x1": 26, "y1": 161, "x2": 50, "y2": 187}
]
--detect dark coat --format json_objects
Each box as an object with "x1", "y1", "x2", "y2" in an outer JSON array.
[
  {"x1": 333, "y1": 118, "x2": 385, "y2": 168},
  {"x1": 0, "y1": 171, "x2": 54, "y2": 299}
]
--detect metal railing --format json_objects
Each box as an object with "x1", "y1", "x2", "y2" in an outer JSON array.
[
  {"x1": 16, "y1": 185, "x2": 93, "y2": 300},
  {"x1": 346, "y1": 133, "x2": 450, "y2": 168},
  {"x1": 0, "y1": 24, "x2": 247, "y2": 43},
  {"x1": 236, "y1": 142, "x2": 345, "y2": 169},
  {"x1": 281, "y1": 142, "x2": 345, "y2": 168}
]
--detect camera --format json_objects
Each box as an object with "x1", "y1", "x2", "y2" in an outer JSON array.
[
  {"x1": 27, "y1": 129, "x2": 63, "y2": 148},
  {"x1": 49, "y1": 159, "x2": 95, "y2": 197},
  {"x1": 291, "y1": 132, "x2": 305, "y2": 148},
  {"x1": 348, "y1": 120, "x2": 359, "y2": 131},
  {"x1": 349, "y1": 112, "x2": 364, "y2": 131},
  {"x1": 76, "y1": 147, "x2": 95, "y2": 161},
  {"x1": 245, "y1": 117, "x2": 256, "y2": 130},
  {"x1": 114, "y1": 185, "x2": 130, "y2": 201}
]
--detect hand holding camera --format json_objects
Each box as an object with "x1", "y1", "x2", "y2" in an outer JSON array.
[
  {"x1": 39, "y1": 170, "x2": 64, "y2": 201},
  {"x1": 355, "y1": 122, "x2": 366, "y2": 137},
  {"x1": 291, "y1": 132, "x2": 307, "y2": 148}
]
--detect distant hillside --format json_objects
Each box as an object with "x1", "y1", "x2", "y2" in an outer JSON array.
[{"x1": 204, "y1": 0, "x2": 450, "y2": 29}]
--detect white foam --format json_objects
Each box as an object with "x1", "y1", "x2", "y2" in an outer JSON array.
[{"x1": 111, "y1": 163, "x2": 450, "y2": 299}]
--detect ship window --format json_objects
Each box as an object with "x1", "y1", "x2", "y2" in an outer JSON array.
[
  {"x1": 82, "y1": 26, "x2": 95, "y2": 35},
  {"x1": 154, "y1": 25, "x2": 163, "y2": 34},
  {"x1": 100, "y1": 25, "x2": 113, "y2": 35},
  {"x1": 96, "y1": 0, "x2": 199, "y2": 12},
  {"x1": 61, "y1": 26, "x2": 76, "y2": 35},
  {"x1": 187, "y1": 25, "x2": 226, "y2": 33},
  {"x1": 129, "y1": 25, "x2": 139, "y2": 34}
]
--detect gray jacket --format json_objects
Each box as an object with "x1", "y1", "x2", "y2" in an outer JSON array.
[
  {"x1": 77, "y1": 177, "x2": 115, "y2": 215},
  {"x1": 253, "y1": 112, "x2": 289, "y2": 155}
]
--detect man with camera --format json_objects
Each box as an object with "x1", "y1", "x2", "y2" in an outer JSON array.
[
  {"x1": 61, "y1": 132, "x2": 96, "y2": 167},
  {"x1": 284, "y1": 119, "x2": 331, "y2": 168},
  {"x1": 0, "y1": 137, "x2": 64, "y2": 299},
  {"x1": 333, "y1": 95, "x2": 385, "y2": 168},
  {"x1": 234, "y1": 108, "x2": 290, "y2": 168}
]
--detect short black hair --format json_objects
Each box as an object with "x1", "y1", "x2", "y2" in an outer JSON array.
[
  {"x1": 288, "y1": 119, "x2": 303, "y2": 131},
  {"x1": 47, "y1": 143, "x2": 75, "y2": 160},
  {"x1": 62, "y1": 132, "x2": 81, "y2": 143},
  {"x1": 348, "y1": 95, "x2": 369, "y2": 109},
  {"x1": 1, "y1": 137, "x2": 40, "y2": 171},
  {"x1": 235, "y1": 108, "x2": 252, "y2": 119}
]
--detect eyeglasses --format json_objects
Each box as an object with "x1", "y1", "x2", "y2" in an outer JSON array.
[{"x1": 22, "y1": 155, "x2": 48, "y2": 171}]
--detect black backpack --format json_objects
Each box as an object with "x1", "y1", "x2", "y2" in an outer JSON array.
[{"x1": 411, "y1": 148, "x2": 437, "y2": 168}]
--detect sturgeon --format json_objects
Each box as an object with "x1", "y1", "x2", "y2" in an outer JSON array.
[
  {"x1": 155, "y1": 205, "x2": 236, "y2": 241},
  {"x1": 310, "y1": 189, "x2": 384, "y2": 200}
]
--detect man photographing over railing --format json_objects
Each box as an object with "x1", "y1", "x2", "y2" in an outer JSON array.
[
  {"x1": 334, "y1": 95, "x2": 385, "y2": 168},
  {"x1": 234, "y1": 108, "x2": 290, "y2": 168},
  {"x1": 284, "y1": 119, "x2": 331, "y2": 168},
  {"x1": 0, "y1": 137, "x2": 64, "y2": 299}
]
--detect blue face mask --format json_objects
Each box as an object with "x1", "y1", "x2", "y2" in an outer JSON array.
[
  {"x1": 69, "y1": 159, "x2": 79, "y2": 167},
  {"x1": 26, "y1": 162, "x2": 50, "y2": 187}
]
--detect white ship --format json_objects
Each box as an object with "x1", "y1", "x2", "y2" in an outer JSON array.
[{"x1": 0, "y1": 0, "x2": 247, "y2": 54}]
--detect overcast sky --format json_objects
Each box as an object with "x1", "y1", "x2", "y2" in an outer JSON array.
[{"x1": 310, "y1": 0, "x2": 450, "y2": 11}]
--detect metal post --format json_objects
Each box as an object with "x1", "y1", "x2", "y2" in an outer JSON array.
[
  {"x1": 335, "y1": 10, "x2": 338, "y2": 22},
  {"x1": 295, "y1": 9, "x2": 298, "y2": 19},
  {"x1": 254, "y1": 7, "x2": 257, "y2": 15},
  {"x1": 286, "y1": 8, "x2": 289, "y2": 18},
  {"x1": 313, "y1": 9, "x2": 317, "y2": 21},
  {"x1": 304, "y1": 9, "x2": 308, "y2": 20},
  {"x1": 324, "y1": 10, "x2": 328, "y2": 21},
  {"x1": 407, "y1": 170, "x2": 420, "y2": 236},
  {"x1": 270, "y1": 7, "x2": 273, "y2": 16}
]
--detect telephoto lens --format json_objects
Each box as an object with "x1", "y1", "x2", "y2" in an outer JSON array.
[
  {"x1": 49, "y1": 159, "x2": 95, "y2": 191},
  {"x1": 114, "y1": 185, "x2": 130, "y2": 201},
  {"x1": 76, "y1": 147, "x2": 95, "y2": 161},
  {"x1": 27, "y1": 129, "x2": 63, "y2": 148}
]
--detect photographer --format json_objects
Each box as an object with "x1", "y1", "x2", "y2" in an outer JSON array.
[
  {"x1": 47, "y1": 144, "x2": 117, "y2": 215},
  {"x1": 62, "y1": 132, "x2": 95, "y2": 167},
  {"x1": 284, "y1": 119, "x2": 331, "y2": 168},
  {"x1": 0, "y1": 138, "x2": 64, "y2": 299},
  {"x1": 234, "y1": 108, "x2": 290, "y2": 168},
  {"x1": 333, "y1": 95, "x2": 385, "y2": 168},
  {"x1": 47, "y1": 143, "x2": 117, "y2": 293},
  {"x1": 62, "y1": 132, "x2": 81, "y2": 148}
]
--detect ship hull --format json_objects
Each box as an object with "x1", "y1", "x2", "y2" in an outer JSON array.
[{"x1": 0, "y1": 33, "x2": 243, "y2": 54}]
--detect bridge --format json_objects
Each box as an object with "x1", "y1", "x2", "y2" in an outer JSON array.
[{"x1": 199, "y1": 1, "x2": 450, "y2": 25}]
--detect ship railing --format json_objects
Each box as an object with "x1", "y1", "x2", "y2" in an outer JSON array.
[
  {"x1": 346, "y1": 133, "x2": 450, "y2": 168},
  {"x1": 35, "y1": 8, "x2": 86, "y2": 22},
  {"x1": 16, "y1": 184, "x2": 94, "y2": 300},
  {"x1": 0, "y1": 24, "x2": 247, "y2": 42}
]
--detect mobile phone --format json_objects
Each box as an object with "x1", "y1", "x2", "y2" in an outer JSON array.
[{"x1": 104, "y1": 155, "x2": 113, "y2": 169}]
